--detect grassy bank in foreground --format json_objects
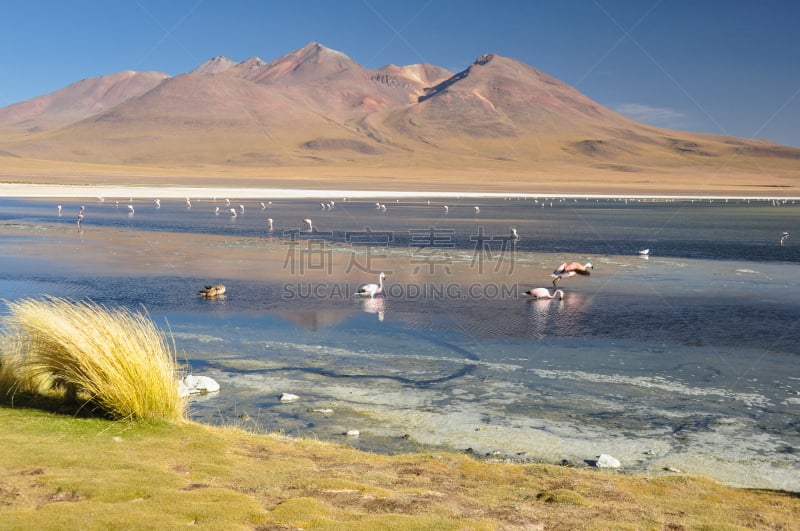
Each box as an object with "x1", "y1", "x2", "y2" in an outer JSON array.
[{"x1": 0, "y1": 409, "x2": 797, "y2": 530}]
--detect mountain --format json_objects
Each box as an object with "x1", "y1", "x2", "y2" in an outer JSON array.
[
  {"x1": 0, "y1": 42, "x2": 798, "y2": 191},
  {"x1": 0, "y1": 70, "x2": 168, "y2": 132}
]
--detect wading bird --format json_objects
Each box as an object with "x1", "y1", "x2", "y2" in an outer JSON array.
[
  {"x1": 302, "y1": 218, "x2": 313, "y2": 232},
  {"x1": 780, "y1": 231, "x2": 790, "y2": 246},
  {"x1": 510, "y1": 227, "x2": 519, "y2": 240},
  {"x1": 524, "y1": 287, "x2": 564, "y2": 300},
  {"x1": 267, "y1": 218, "x2": 274, "y2": 231},
  {"x1": 552, "y1": 262, "x2": 593, "y2": 287},
  {"x1": 358, "y1": 272, "x2": 386, "y2": 298}
]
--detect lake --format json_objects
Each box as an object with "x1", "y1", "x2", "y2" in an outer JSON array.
[{"x1": 0, "y1": 194, "x2": 797, "y2": 491}]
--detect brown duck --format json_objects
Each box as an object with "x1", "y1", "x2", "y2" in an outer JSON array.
[{"x1": 198, "y1": 284, "x2": 226, "y2": 298}]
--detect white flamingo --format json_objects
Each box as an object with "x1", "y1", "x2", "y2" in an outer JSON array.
[
  {"x1": 358, "y1": 272, "x2": 386, "y2": 298},
  {"x1": 154, "y1": 198, "x2": 161, "y2": 208},
  {"x1": 780, "y1": 231, "x2": 790, "y2": 245},
  {"x1": 302, "y1": 218, "x2": 313, "y2": 232},
  {"x1": 267, "y1": 218, "x2": 274, "y2": 231},
  {"x1": 127, "y1": 204, "x2": 135, "y2": 214},
  {"x1": 230, "y1": 208, "x2": 238, "y2": 218},
  {"x1": 443, "y1": 205, "x2": 449, "y2": 213},
  {"x1": 214, "y1": 206, "x2": 220, "y2": 215},
  {"x1": 524, "y1": 287, "x2": 564, "y2": 300},
  {"x1": 57, "y1": 205, "x2": 62, "y2": 216},
  {"x1": 510, "y1": 228, "x2": 519, "y2": 240},
  {"x1": 474, "y1": 206, "x2": 480, "y2": 214}
]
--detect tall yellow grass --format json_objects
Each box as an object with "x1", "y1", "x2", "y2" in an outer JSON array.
[{"x1": 1, "y1": 297, "x2": 185, "y2": 420}]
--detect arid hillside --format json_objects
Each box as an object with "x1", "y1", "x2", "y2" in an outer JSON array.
[{"x1": 1, "y1": 42, "x2": 798, "y2": 195}]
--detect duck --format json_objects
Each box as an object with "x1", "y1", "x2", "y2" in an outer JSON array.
[{"x1": 198, "y1": 284, "x2": 227, "y2": 298}]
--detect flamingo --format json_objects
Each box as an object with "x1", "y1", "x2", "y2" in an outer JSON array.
[
  {"x1": 229, "y1": 208, "x2": 238, "y2": 218},
  {"x1": 443, "y1": 205, "x2": 449, "y2": 213},
  {"x1": 474, "y1": 206, "x2": 480, "y2": 214},
  {"x1": 76, "y1": 212, "x2": 84, "y2": 229},
  {"x1": 127, "y1": 204, "x2": 135, "y2": 214},
  {"x1": 267, "y1": 218, "x2": 274, "y2": 231},
  {"x1": 154, "y1": 198, "x2": 161, "y2": 208},
  {"x1": 186, "y1": 198, "x2": 192, "y2": 208},
  {"x1": 302, "y1": 218, "x2": 313, "y2": 232},
  {"x1": 638, "y1": 248, "x2": 649, "y2": 255},
  {"x1": 552, "y1": 262, "x2": 593, "y2": 287},
  {"x1": 260, "y1": 202, "x2": 266, "y2": 209},
  {"x1": 239, "y1": 204, "x2": 245, "y2": 213},
  {"x1": 357, "y1": 272, "x2": 386, "y2": 298},
  {"x1": 524, "y1": 287, "x2": 564, "y2": 300},
  {"x1": 57, "y1": 205, "x2": 62, "y2": 216},
  {"x1": 214, "y1": 206, "x2": 220, "y2": 215},
  {"x1": 510, "y1": 228, "x2": 519, "y2": 240},
  {"x1": 780, "y1": 231, "x2": 790, "y2": 246}
]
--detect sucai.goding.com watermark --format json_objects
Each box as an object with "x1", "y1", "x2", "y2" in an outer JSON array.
[{"x1": 281, "y1": 281, "x2": 521, "y2": 301}]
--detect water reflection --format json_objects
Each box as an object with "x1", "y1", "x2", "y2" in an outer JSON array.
[{"x1": 361, "y1": 296, "x2": 385, "y2": 321}]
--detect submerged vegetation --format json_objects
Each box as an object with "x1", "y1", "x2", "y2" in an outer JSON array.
[{"x1": 0, "y1": 297, "x2": 184, "y2": 420}]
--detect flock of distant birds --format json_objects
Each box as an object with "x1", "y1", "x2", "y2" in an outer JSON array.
[{"x1": 57, "y1": 196, "x2": 792, "y2": 304}]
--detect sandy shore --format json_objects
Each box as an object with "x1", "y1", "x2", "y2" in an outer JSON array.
[{"x1": 2, "y1": 183, "x2": 799, "y2": 201}]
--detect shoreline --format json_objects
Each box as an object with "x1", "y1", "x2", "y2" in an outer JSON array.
[{"x1": 2, "y1": 183, "x2": 799, "y2": 201}]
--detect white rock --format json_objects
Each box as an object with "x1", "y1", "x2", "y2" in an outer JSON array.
[
  {"x1": 280, "y1": 393, "x2": 300, "y2": 402},
  {"x1": 181, "y1": 374, "x2": 220, "y2": 395},
  {"x1": 595, "y1": 454, "x2": 621, "y2": 469},
  {"x1": 346, "y1": 429, "x2": 360, "y2": 437}
]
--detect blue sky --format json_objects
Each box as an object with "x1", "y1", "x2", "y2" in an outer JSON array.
[{"x1": 1, "y1": 0, "x2": 798, "y2": 146}]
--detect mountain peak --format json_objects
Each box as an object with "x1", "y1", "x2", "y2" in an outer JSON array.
[
  {"x1": 473, "y1": 53, "x2": 495, "y2": 66},
  {"x1": 193, "y1": 55, "x2": 236, "y2": 75}
]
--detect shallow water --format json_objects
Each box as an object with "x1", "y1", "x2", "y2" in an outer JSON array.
[{"x1": 1, "y1": 196, "x2": 798, "y2": 490}]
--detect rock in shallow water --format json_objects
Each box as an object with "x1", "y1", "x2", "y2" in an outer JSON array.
[
  {"x1": 595, "y1": 454, "x2": 621, "y2": 469},
  {"x1": 280, "y1": 392, "x2": 300, "y2": 402}
]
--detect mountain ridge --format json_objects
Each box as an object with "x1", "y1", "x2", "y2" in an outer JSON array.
[{"x1": 0, "y1": 41, "x2": 798, "y2": 192}]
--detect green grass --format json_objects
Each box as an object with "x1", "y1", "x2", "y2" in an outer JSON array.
[
  {"x1": 1, "y1": 297, "x2": 184, "y2": 420},
  {"x1": 0, "y1": 407, "x2": 798, "y2": 530}
]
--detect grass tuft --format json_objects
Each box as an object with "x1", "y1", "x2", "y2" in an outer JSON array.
[{"x1": 1, "y1": 297, "x2": 184, "y2": 420}]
